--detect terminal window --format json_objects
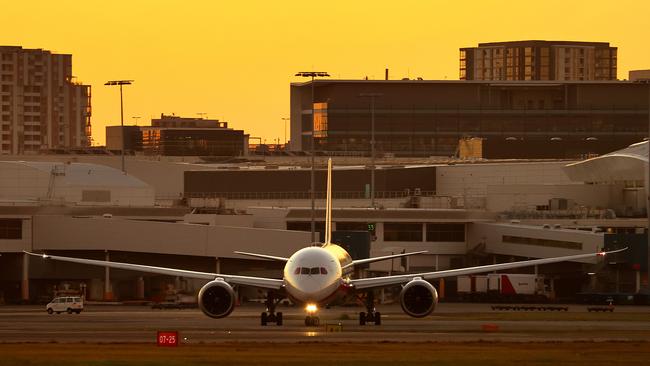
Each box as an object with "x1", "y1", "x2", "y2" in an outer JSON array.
[
  {"x1": 426, "y1": 223, "x2": 465, "y2": 242},
  {"x1": 0, "y1": 218, "x2": 22, "y2": 239},
  {"x1": 335, "y1": 222, "x2": 369, "y2": 231},
  {"x1": 81, "y1": 190, "x2": 111, "y2": 202},
  {"x1": 286, "y1": 221, "x2": 325, "y2": 232},
  {"x1": 502, "y1": 235, "x2": 582, "y2": 250},
  {"x1": 384, "y1": 223, "x2": 423, "y2": 242}
]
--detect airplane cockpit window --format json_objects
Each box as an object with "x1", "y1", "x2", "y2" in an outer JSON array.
[{"x1": 295, "y1": 267, "x2": 329, "y2": 275}]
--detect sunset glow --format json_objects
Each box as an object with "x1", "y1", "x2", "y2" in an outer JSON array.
[{"x1": 2, "y1": 0, "x2": 648, "y2": 145}]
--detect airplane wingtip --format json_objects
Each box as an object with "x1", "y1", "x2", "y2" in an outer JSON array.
[
  {"x1": 23, "y1": 251, "x2": 50, "y2": 259},
  {"x1": 599, "y1": 247, "x2": 628, "y2": 256}
]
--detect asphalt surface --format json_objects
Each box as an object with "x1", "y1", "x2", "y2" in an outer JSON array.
[{"x1": 2, "y1": 302, "x2": 649, "y2": 343}]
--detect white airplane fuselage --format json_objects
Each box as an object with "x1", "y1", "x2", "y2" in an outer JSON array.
[{"x1": 283, "y1": 245, "x2": 353, "y2": 305}]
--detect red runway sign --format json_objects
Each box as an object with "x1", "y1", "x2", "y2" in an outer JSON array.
[{"x1": 157, "y1": 331, "x2": 179, "y2": 347}]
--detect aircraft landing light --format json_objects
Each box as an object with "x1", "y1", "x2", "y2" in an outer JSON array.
[{"x1": 305, "y1": 304, "x2": 318, "y2": 314}]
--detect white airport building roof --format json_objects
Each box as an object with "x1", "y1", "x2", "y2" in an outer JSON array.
[
  {"x1": 563, "y1": 141, "x2": 648, "y2": 183},
  {"x1": 0, "y1": 161, "x2": 154, "y2": 206}
]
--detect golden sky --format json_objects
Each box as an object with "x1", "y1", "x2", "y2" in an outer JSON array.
[{"x1": 1, "y1": 0, "x2": 648, "y2": 145}]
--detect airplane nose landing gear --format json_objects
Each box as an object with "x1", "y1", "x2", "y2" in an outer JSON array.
[
  {"x1": 260, "y1": 292, "x2": 283, "y2": 326},
  {"x1": 304, "y1": 303, "x2": 320, "y2": 326},
  {"x1": 304, "y1": 315, "x2": 320, "y2": 326}
]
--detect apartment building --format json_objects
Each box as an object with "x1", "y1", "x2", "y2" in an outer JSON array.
[
  {"x1": 460, "y1": 40, "x2": 617, "y2": 81},
  {"x1": 0, "y1": 46, "x2": 91, "y2": 154}
]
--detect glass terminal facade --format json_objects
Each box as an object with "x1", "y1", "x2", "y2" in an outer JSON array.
[{"x1": 290, "y1": 79, "x2": 647, "y2": 158}]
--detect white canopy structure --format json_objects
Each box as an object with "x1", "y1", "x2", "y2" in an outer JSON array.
[
  {"x1": 563, "y1": 141, "x2": 648, "y2": 184},
  {"x1": 0, "y1": 161, "x2": 154, "y2": 206}
]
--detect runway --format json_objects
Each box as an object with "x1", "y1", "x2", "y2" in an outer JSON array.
[{"x1": 1, "y1": 302, "x2": 649, "y2": 344}]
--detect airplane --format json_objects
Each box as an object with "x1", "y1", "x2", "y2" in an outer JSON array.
[{"x1": 25, "y1": 158, "x2": 625, "y2": 327}]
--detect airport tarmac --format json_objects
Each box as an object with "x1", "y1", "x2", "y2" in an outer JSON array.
[{"x1": 1, "y1": 302, "x2": 649, "y2": 344}]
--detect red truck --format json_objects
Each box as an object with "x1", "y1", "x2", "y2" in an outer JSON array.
[{"x1": 458, "y1": 274, "x2": 551, "y2": 302}]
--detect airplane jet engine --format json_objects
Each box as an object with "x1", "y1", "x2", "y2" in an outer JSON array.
[
  {"x1": 399, "y1": 278, "x2": 438, "y2": 318},
  {"x1": 198, "y1": 280, "x2": 236, "y2": 318}
]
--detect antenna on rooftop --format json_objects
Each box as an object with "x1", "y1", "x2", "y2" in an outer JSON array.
[{"x1": 197, "y1": 112, "x2": 207, "y2": 119}]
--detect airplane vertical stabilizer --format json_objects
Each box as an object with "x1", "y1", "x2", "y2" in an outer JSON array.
[{"x1": 324, "y1": 158, "x2": 333, "y2": 244}]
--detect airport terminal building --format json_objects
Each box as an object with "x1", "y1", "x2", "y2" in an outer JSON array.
[
  {"x1": 1, "y1": 141, "x2": 648, "y2": 304},
  {"x1": 289, "y1": 79, "x2": 649, "y2": 158}
]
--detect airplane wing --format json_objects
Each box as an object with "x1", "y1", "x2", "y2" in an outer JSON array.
[
  {"x1": 342, "y1": 251, "x2": 428, "y2": 270},
  {"x1": 350, "y1": 248, "x2": 626, "y2": 290},
  {"x1": 233, "y1": 251, "x2": 289, "y2": 262},
  {"x1": 24, "y1": 251, "x2": 284, "y2": 290}
]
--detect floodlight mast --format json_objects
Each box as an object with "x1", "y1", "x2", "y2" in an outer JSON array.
[
  {"x1": 295, "y1": 71, "x2": 330, "y2": 243},
  {"x1": 104, "y1": 80, "x2": 134, "y2": 174},
  {"x1": 359, "y1": 92, "x2": 383, "y2": 208},
  {"x1": 281, "y1": 117, "x2": 290, "y2": 146}
]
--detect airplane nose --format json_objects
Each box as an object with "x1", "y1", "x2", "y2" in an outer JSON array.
[{"x1": 290, "y1": 275, "x2": 329, "y2": 299}]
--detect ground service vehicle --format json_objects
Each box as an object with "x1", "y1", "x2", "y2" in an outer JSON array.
[
  {"x1": 458, "y1": 274, "x2": 551, "y2": 302},
  {"x1": 46, "y1": 296, "x2": 83, "y2": 314}
]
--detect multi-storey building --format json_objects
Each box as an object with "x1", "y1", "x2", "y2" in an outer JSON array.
[
  {"x1": 629, "y1": 70, "x2": 650, "y2": 82},
  {"x1": 105, "y1": 125, "x2": 142, "y2": 153},
  {"x1": 460, "y1": 40, "x2": 617, "y2": 81},
  {"x1": 106, "y1": 114, "x2": 248, "y2": 156},
  {"x1": 0, "y1": 46, "x2": 91, "y2": 154},
  {"x1": 289, "y1": 79, "x2": 648, "y2": 158}
]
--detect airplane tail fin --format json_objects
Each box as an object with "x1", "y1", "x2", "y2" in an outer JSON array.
[{"x1": 324, "y1": 158, "x2": 333, "y2": 245}]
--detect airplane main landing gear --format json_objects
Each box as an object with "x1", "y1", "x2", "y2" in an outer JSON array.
[
  {"x1": 358, "y1": 311, "x2": 381, "y2": 325},
  {"x1": 261, "y1": 311, "x2": 283, "y2": 326},
  {"x1": 260, "y1": 292, "x2": 283, "y2": 326},
  {"x1": 358, "y1": 291, "x2": 381, "y2": 326}
]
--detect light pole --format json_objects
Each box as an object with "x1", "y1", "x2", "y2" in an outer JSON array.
[
  {"x1": 360, "y1": 93, "x2": 383, "y2": 208},
  {"x1": 281, "y1": 117, "x2": 290, "y2": 148},
  {"x1": 132, "y1": 116, "x2": 140, "y2": 126},
  {"x1": 647, "y1": 82, "x2": 650, "y2": 292},
  {"x1": 105, "y1": 80, "x2": 134, "y2": 174},
  {"x1": 295, "y1": 71, "x2": 330, "y2": 242}
]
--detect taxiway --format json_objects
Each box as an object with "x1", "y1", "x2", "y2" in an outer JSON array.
[{"x1": 2, "y1": 303, "x2": 649, "y2": 344}]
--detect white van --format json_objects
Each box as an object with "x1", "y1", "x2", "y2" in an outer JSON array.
[{"x1": 46, "y1": 296, "x2": 83, "y2": 314}]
